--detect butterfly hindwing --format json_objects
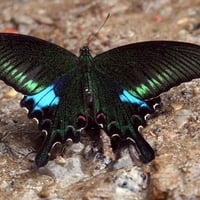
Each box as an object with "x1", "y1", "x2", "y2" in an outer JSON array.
[
  {"x1": 89, "y1": 70, "x2": 159, "y2": 162},
  {"x1": 0, "y1": 33, "x2": 78, "y2": 95},
  {"x1": 21, "y1": 70, "x2": 86, "y2": 167},
  {"x1": 94, "y1": 41, "x2": 200, "y2": 100}
]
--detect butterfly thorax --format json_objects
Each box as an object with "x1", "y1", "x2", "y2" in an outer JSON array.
[
  {"x1": 79, "y1": 46, "x2": 93, "y2": 71},
  {"x1": 79, "y1": 46, "x2": 96, "y2": 119}
]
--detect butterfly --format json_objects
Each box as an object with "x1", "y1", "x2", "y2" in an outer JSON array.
[{"x1": 0, "y1": 33, "x2": 200, "y2": 167}]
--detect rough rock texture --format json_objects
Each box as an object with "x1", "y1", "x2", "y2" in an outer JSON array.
[{"x1": 0, "y1": 0, "x2": 200, "y2": 199}]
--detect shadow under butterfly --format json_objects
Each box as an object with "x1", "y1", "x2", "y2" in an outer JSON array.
[{"x1": 0, "y1": 33, "x2": 200, "y2": 167}]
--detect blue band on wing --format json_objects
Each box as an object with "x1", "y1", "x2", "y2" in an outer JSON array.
[
  {"x1": 25, "y1": 84, "x2": 60, "y2": 111},
  {"x1": 119, "y1": 89, "x2": 149, "y2": 109}
]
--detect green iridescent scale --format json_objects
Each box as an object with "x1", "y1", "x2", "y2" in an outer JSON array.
[{"x1": 0, "y1": 33, "x2": 200, "y2": 167}]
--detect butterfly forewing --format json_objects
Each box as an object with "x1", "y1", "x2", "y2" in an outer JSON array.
[
  {"x1": 94, "y1": 41, "x2": 200, "y2": 100},
  {"x1": 0, "y1": 33, "x2": 78, "y2": 95}
]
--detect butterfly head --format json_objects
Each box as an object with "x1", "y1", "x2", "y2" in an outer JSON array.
[{"x1": 80, "y1": 46, "x2": 91, "y2": 56}]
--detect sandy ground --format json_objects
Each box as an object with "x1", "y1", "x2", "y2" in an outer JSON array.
[{"x1": 0, "y1": 0, "x2": 200, "y2": 199}]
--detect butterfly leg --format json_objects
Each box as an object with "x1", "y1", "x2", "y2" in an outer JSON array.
[{"x1": 99, "y1": 128, "x2": 116, "y2": 161}]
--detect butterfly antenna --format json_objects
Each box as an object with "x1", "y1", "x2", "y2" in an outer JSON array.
[{"x1": 87, "y1": 13, "x2": 110, "y2": 46}]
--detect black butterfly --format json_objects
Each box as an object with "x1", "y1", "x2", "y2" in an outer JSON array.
[{"x1": 0, "y1": 33, "x2": 200, "y2": 167}]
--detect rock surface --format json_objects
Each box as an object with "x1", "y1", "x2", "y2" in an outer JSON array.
[{"x1": 0, "y1": 0, "x2": 200, "y2": 199}]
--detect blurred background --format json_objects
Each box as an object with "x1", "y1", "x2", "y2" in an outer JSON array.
[{"x1": 0, "y1": 1, "x2": 200, "y2": 199}]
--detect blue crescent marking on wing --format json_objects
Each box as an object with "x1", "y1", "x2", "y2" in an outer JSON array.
[
  {"x1": 25, "y1": 84, "x2": 60, "y2": 111},
  {"x1": 119, "y1": 89, "x2": 149, "y2": 108}
]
